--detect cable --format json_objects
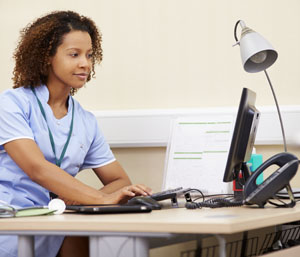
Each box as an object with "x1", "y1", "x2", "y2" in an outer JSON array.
[
  {"x1": 184, "y1": 189, "x2": 243, "y2": 209},
  {"x1": 184, "y1": 188, "x2": 205, "y2": 202},
  {"x1": 276, "y1": 188, "x2": 300, "y2": 199},
  {"x1": 193, "y1": 193, "x2": 234, "y2": 203},
  {"x1": 203, "y1": 193, "x2": 234, "y2": 198},
  {"x1": 268, "y1": 197, "x2": 296, "y2": 208},
  {"x1": 268, "y1": 199, "x2": 289, "y2": 208},
  {"x1": 185, "y1": 197, "x2": 243, "y2": 209},
  {"x1": 276, "y1": 193, "x2": 300, "y2": 200}
]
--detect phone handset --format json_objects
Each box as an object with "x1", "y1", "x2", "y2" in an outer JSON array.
[{"x1": 244, "y1": 152, "x2": 299, "y2": 208}]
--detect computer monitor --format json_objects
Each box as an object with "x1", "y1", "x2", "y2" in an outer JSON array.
[{"x1": 223, "y1": 88, "x2": 260, "y2": 187}]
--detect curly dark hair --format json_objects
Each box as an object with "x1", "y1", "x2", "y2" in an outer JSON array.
[{"x1": 12, "y1": 10, "x2": 102, "y2": 95}]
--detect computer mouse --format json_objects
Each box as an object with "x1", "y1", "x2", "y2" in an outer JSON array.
[{"x1": 127, "y1": 196, "x2": 161, "y2": 210}]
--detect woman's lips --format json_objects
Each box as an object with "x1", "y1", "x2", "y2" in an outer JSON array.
[{"x1": 74, "y1": 73, "x2": 88, "y2": 80}]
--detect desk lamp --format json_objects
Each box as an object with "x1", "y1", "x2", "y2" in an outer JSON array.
[
  {"x1": 232, "y1": 21, "x2": 299, "y2": 209},
  {"x1": 233, "y1": 20, "x2": 287, "y2": 152}
]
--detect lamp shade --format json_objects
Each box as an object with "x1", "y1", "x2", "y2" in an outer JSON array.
[{"x1": 240, "y1": 30, "x2": 278, "y2": 73}]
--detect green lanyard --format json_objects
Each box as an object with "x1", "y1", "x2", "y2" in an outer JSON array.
[{"x1": 31, "y1": 86, "x2": 75, "y2": 167}]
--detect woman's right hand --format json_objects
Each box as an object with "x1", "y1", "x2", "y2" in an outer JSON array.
[
  {"x1": 103, "y1": 184, "x2": 152, "y2": 204},
  {"x1": 58, "y1": 184, "x2": 152, "y2": 205}
]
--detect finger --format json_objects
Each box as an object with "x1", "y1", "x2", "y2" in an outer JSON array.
[
  {"x1": 123, "y1": 187, "x2": 135, "y2": 197},
  {"x1": 128, "y1": 185, "x2": 150, "y2": 196},
  {"x1": 133, "y1": 184, "x2": 153, "y2": 195}
]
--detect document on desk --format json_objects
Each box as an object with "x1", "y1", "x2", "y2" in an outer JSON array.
[{"x1": 163, "y1": 115, "x2": 234, "y2": 194}]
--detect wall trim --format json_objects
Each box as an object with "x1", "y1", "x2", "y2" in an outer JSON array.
[{"x1": 93, "y1": 106, "x2": 300, "y2": 148}]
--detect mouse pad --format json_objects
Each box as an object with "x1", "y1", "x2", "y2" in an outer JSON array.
[{"x1": 66, "y1": 204, "x2": 152, "y2": 214}]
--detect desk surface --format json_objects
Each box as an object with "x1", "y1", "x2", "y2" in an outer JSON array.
[{"x1": 1, "y1": 204, "x2": 300, "y2": 235}]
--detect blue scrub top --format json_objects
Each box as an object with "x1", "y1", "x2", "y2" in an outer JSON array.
[
  {"x1": 0, "y1": 85, "x2": 116, "y2": 257},
  {"x1": 0, "y1": 85, "x2": 115, "y2": 208}
]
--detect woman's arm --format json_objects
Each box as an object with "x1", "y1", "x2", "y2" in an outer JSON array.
[
  {"x1": 93, "y1": 161, "x2": 152, "y2": 196},
  {"x1": 4, "y1": 139, "x2": 137, "y2": 204}
]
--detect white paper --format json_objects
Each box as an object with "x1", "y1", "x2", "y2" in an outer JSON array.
[{"x1": 163, "y1": 115, "x2": 234, "y2": 194}]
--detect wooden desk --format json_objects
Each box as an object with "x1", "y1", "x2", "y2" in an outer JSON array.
[{"x1": 1, "y1": 204, "x2": 300, "y2": 257}]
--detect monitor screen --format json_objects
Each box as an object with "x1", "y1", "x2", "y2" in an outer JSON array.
[{"x1": 223, "y1": 88, "x2": 260, "y2": 183}]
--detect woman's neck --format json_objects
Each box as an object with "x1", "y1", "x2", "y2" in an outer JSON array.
[{"x1": 46, "y1": 84, "x2": 71, "y2": 119}]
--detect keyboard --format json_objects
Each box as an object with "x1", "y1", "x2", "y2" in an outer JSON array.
[{"x1": 150, "y1": 187, "x2": 189, "y2": 201}]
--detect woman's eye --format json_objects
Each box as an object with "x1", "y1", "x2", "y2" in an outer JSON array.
[
  {"x1": 70, "y1": 53, "x2": 78, "y2": 57},
  {"x1": 87, "y1": 53, "x2": 93, "y2": 59}
]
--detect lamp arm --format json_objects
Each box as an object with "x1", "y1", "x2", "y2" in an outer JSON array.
[
  {"x1": 234, "y1": 20, "x2": 241, "y2": 42},
  {"x1": 264, "y1": 70, "x2": 288, "y2": 152}
]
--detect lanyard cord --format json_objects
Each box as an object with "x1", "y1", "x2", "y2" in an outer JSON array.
[{"x1": 31, "y1": 86, "x2": 74, "y2": 167}]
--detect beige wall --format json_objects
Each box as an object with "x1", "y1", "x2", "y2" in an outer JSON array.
[
  {"x1": 1, "y1": 0, "x2": 300, "y2": 109},
  {"x1": 76, "y1": 147, "x2": 167, "y2": 192},
  {"x1": 1, "y1": 1, "x2": 300, "y2": 190},
  {"x1": 77, "y1": 145, "x2": 300, "y2": 193}
]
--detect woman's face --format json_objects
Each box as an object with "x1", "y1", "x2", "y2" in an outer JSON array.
[{"x1": 47, "y1": 30, "x2": 93, "y2": 90}]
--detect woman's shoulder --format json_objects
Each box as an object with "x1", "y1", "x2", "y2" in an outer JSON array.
[{"x1": 0, "y1": 87, "x2": 32, "y2": 107}]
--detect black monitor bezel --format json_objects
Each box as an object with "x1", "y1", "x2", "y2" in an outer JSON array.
[{"x1": 223, "y1": 88, "x2": 260, "y2": 183}]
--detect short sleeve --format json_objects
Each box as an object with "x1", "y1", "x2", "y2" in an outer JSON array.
[
  {"x1": 0, "y1": 90, "x2": 34, "y2": 151},
  {"x1": 80, "y1": 114, "x2": 115, "y2": 170}
]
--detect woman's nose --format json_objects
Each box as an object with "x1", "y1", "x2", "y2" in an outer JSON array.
[{"x1": 79, "y1": 55, "x2": 90, "y2": 68}]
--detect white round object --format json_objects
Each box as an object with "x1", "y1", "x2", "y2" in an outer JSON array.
[{"x1": 48, "y1": 199, "x2": 66, "y2": 215}]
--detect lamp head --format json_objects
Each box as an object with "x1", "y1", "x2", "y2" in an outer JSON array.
[{"x1": 234, "y1": 20, "x2": 278, "y2": 73}]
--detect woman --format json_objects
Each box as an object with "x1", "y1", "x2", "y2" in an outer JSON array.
[{"x1": 0, "y1": 10, "x2": 152, "y2": 257}]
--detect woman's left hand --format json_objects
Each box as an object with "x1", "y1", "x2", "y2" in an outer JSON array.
[
  {"x1": 117, "y1": 184, "x2": 153, "y2": 204},
  {"x1": 126, "y1": 184, "x2": 153, "y2": 196}
]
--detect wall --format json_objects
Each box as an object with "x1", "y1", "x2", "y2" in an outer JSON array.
[
  {"x1": 1, "y1": 0, "x2": 300, "y2": 189},
  {"x1": 1, "y1": 0, "x2": 300, "y2": 109},
  {"x1": 77, "y1": 145, "x2": 300, "y2": 193}
]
